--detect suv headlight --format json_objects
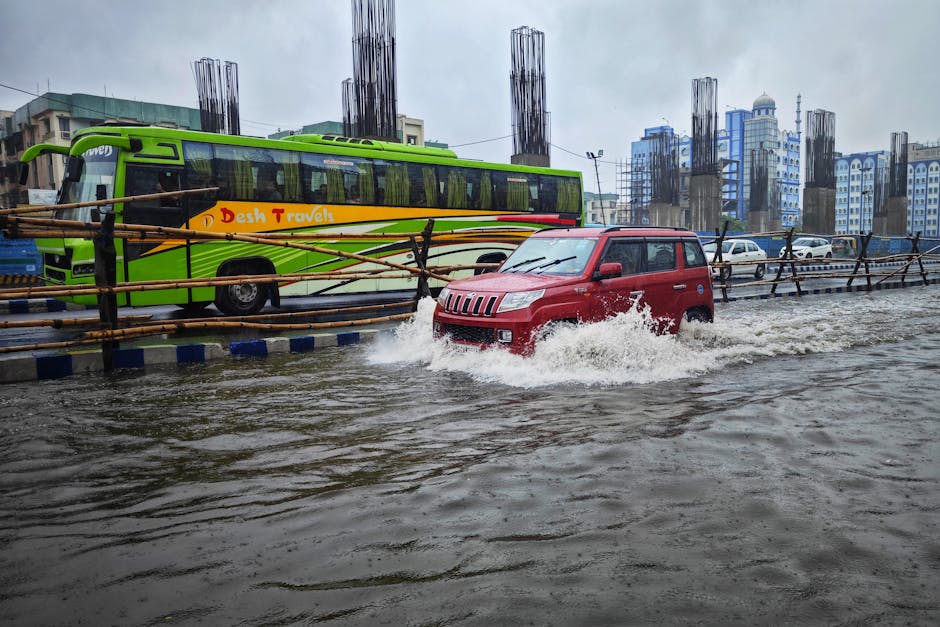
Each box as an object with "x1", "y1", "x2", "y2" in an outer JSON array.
[
  {"x1": 436, "y1": 287, "x2": 451, "y2": 307},
  {"x1": 497, "y1": 289, "x2": 544, "y2": 313}
]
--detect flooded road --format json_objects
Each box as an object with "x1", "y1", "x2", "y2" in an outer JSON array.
[{"x1": 1, "y1": 288, "x2": 939, "y2": 625}]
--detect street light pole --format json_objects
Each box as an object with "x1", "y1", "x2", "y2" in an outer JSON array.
[{"x1": 586, "y1": 149, "x2": 604, "y2": 225}]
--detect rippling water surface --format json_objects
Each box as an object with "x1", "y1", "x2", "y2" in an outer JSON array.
[{"x1": 2, "y1": 289, "x2": 939, "y2": 625}]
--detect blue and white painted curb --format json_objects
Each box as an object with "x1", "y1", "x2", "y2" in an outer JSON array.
[
  {"x1": 0, "y1": 298, "x2": 89, "y2": 315},
  {"x1": 0, "y1": 329, "x2": 392, "y2": 384}
]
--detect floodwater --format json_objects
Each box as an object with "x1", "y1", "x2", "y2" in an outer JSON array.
[{"x1": 1, "y1": 289, "x2": 939, "y2": 626}]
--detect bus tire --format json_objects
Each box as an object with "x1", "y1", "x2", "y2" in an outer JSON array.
[{"x1": 214, "y1": 260, "x2": 273, "y2": 316}]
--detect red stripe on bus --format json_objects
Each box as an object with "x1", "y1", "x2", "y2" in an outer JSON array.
[{"x1": 495, "y1": 214, "x2": 577, "y2": 227}]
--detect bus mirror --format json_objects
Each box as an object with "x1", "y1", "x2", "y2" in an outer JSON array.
[
  {"x1": 18, "y1": 163, "x2": 29, "y2": 185},
  {"x1": 91, "y1": 208, "x2": 102, "y2": 222},
  {"x1": 65, "y1": 156, "x2": 84, "y2": 183}
]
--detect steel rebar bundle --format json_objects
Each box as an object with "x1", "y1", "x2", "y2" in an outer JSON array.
[
  {"x1": 889, "y1": 131, "x2": 909, "y2": 197},
  {"x1": 650, "y1": 131, "x2": 679, "y2": 205},
  {"x1": 749, "y1": 146, "x2": 772, "y2": 213},
  {"x1": 691, "y1": 77, "x2": 718, "y2": 176},
  {"x1": 192, "y1": 58, "x2": 240, "y2": 135},
  {"x1": 510, "y1": 26, "x2": 549, "y2": 158},
  {"x1": 872, "y1": 157, "x2": 887, "y2": 218},
  {"x1": 805, "y1": 109, "x2": 836, "y2": 189},
  {"x1": 344, "y1": 0, "x2": 398, "y2": 140}
]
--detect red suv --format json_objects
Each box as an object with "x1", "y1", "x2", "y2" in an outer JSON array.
[{"x1": 432, "y1": 227, "x2": 714, "y2": 354}]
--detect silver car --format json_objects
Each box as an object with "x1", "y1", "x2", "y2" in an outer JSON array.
[{"x1": 703, "y1": 239, "x2": 768, "y2": 281}]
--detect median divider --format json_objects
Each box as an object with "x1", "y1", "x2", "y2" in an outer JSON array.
[{"x1": 0, "y1": 328, "x2": 392, "y2": 383}]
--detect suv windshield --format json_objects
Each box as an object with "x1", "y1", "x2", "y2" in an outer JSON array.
[
  {"x1": 502, "y1": 236, "x2": 598, "y2": 275},
  {"x1": 56, "y1": 145, "x2": 118, "y2": 222}
]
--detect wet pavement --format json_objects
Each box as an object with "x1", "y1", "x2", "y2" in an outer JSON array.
[{"x1": 1, "y1": 288, "x2": 939, "y2": 625}]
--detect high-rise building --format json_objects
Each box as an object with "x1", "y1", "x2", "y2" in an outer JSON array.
[
  {"x1": 906, "y1": 142, "x2": 940, "y2": 236},
  {"x1": 834, "y1": 151, "x2": 889, "y2": 234}
]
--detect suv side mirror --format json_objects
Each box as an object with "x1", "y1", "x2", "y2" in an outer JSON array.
[
  {"x1": 594, "y1": 262, "x2": 622, "y2": 280},
  {"x1": 65, "y1": 156, "x2": 85, "y2": 183}
]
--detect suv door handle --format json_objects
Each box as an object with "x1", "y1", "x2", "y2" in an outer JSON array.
[{"x1": 673, "y1": 284, "x2": 686, "y2": 290}]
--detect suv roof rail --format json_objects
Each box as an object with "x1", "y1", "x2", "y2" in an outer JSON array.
[{"x1": 601, "y1": 225, "x2": 689, "y2": 233}]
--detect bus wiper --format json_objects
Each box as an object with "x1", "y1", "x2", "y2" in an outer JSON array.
[
  {"x1": 504, "y1": 256, "x2": 546, "y2": 272},
  {"x1": 534, "y1": 256, "x2": 576, "y2": 272}
]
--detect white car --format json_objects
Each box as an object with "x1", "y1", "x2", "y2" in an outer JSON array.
[
  {"x1": 703, "y1": 238, "x2": 768, "y2": 281},
  {"x1": 788, "y1": 236, "x2": 832, "y2": 259}
]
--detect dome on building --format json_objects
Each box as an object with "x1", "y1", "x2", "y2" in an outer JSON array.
[{"x1": 753, "y1": 92, "x2": 776, "y2": 110}]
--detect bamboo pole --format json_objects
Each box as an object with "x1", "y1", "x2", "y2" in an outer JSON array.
[
  {"x1": 11, "y1": 226, "x2": 534, "y2": 242},
  {"x1": 0, "y1": 272, "x2": 430, "y2": 300},
  {"x1": 0, "y1": 188, "x2": 219, "y2": 216},
  {"x1": 0, "y1": 314, "x2": 154, "y2": 330},
  {"x1": 7, "y1": 215, "x2": 454, "y2": 282},
  {"x1": 0, "y1": 311, "x2": 417, "y2": 355}
]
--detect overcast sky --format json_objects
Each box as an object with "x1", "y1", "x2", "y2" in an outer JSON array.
[{"x1": 2, "y1": 0, "x2": 937, "y2": 194}]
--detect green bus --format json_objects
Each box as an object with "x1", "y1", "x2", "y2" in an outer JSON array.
[{"x1": 20, "y1": 125, "x2": 584, "y2": 315}]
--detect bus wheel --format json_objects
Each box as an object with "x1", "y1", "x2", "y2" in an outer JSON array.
[{"x1": 215, "y1": 281, "x2": 267, "y2": 315}]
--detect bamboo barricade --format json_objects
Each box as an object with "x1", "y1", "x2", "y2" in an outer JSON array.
[
  {"x1": 0, "y1": 189, "x2": 529, "y2": 366},
  {"x1": 0, "y1": 300, "x2": 417, "y2": 354},
  {"x1": 707, "y1": 223, "x2": 940, "y2": 302}
]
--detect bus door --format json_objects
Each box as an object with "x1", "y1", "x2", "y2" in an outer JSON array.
[{"x1": 122, "y1": 165, "x2": 189, "y2": 306}]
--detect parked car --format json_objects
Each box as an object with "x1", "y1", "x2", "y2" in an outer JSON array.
[
  {"x1": 787, "y1": 236, "x2": 833, "y2": 259},
  {"x1": 702, "y1": 238, "x2": 768, "y2": 281},
  {"x1": 432, "y1": 227, "x2": 714, "y2": 355}
]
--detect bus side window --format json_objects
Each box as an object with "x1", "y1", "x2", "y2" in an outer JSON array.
[
  {"x1": 539, "y1": 176, "x2": 557, "y2": 213},
  {"x1": 182, "y1": 140, "x2": 216, "y2": 215},
  {"x1": 123, "y1": 165, "x2": 184, "y2": 228}
]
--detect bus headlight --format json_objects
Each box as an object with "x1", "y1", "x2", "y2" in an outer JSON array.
[{"x1": 496, "y1": 289, "x2": 544, "y2": 313}]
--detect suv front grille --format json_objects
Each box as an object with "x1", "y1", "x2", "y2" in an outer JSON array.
[
  {"x1": 443, "y1": 292, "x2": 498, "y2": 317},
  {"x1": 443, "y1": 323, "x2": 495, "y2": 344}
]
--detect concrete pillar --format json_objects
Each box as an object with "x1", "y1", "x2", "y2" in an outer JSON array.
[
  {"x1": 802, "y1": 187, "x2": 836, "y2": 234},
  {"x1": 647, "y1": 203, "x2": 684, "y2": 228},
  {"x1": 883, "y1": 196, "x2": 908, "y2": 236},
  {"x1": 511, "y1": 153, "x2": 550, "y2": 167},
  {"x1": 747, "y1": 210, "x2": 780, "y2": 233},
  {"x1": 688, "y1": 175, "x2": 721, "y2": 232}
]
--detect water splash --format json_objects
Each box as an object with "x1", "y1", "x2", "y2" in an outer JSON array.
[{"x1": 368, "y1": 289, "x2": 940, "y2": 388}]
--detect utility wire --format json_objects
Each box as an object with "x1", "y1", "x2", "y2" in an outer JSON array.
[
  {"x1": 551, "y1": 142, "x2": 620, "y2": 165},
  {"x1": 449, "y1": 134, "x2": 512, "y2": 148}
]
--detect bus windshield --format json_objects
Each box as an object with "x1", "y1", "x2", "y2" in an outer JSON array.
[{"x1": 56, "y1": 146, "x2": 118, "y2": 222}]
